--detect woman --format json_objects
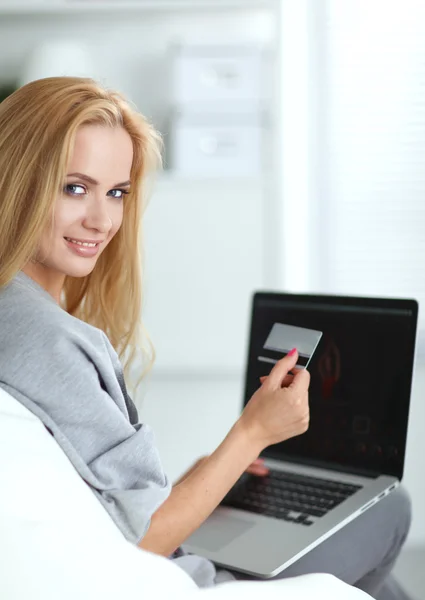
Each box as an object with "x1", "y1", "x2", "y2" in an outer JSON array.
[{"x1": 0, "y1": 77, "x2": 412, "y2": 600}]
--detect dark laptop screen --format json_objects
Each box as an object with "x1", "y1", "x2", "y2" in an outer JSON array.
[{"x1": 243, "y1": 292, "x2": 418, "y2": 480}]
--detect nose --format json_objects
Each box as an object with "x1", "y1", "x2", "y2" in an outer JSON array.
[{"x1": 82, "y1": 195, "x2": 113, "y2": 234}]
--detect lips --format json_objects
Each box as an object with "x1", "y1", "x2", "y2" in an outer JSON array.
[{"x1": 64, "y1": 237, "x2": 102, "y2": 258}]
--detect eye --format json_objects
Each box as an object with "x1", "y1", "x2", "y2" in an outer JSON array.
[
  {"x1": 64, "y1": 184, "x2": 86, "y2": 196},
  {"x1": 108, "y1": 188, "x2": 130, "y2": 199}
]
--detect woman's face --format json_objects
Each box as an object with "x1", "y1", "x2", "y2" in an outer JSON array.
[{"x1": 26, "y1": 124, "x2": 133, "y2": 295}]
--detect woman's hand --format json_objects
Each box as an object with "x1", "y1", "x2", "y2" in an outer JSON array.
[{"x1": 238, "y1": 348, "x2": 310, "y2": 451}]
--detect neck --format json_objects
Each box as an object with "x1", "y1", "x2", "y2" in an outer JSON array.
[{"x1": 21, "y1": 262, "x2": 65, "y2": 304}]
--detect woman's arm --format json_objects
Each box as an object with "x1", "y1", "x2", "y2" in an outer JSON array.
[
  {"x1": 139, "y1": 351, "x2": 310, "y2": 556},
  {"x1": 138, "y1": 419, "x2": 261, "y2": 556},
  {"x1": 174, "y1": 455, "x2": 269, "y2": 487},
  {"x1": 172, "y1": 456, "x2": 208, "y2": 486}
]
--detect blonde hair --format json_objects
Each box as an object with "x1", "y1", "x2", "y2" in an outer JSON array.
[{"x1": 0, "y1": 76, "x2": 162, "y2": 392}]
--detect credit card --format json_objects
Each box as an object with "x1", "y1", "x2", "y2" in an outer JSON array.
[{"x1": 258, "y1": 323, "x2": 323, "y2": 369}]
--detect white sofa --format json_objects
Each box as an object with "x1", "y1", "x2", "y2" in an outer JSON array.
[{"x1": 0, "y1": 387, "x2": 372, "y2": 599}]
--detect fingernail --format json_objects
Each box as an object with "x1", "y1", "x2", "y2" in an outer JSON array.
[{"x1": 288, "y1": 348, "x2": 297, "y2": 357}]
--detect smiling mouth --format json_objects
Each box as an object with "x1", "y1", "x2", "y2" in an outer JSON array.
[{"x1": 64, "y1": 237, "x2": 101, "y2": 248}]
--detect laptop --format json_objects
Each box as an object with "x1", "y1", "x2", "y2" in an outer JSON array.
[{"x1": 182, "y1": 291, "x2": 418, "y2": 578}]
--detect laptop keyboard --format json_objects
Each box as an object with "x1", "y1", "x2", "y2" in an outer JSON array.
[{"x1": 221, "y1": 469, "x2": 362, "y2": 526}]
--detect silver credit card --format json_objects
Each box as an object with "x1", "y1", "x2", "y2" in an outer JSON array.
[{"x1": 258, "y1": 323, "x2": 323, "y2": 369}]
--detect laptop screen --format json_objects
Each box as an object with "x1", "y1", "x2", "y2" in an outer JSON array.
[{"x1": 243, "y1": 292, "x2": 418, "y2": 480}]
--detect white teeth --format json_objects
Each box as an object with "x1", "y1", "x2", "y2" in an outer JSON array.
[{"x1": 66, "y1": 238, "x2": 97, "y2": 248}]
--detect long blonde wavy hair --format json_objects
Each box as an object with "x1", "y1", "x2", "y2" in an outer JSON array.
[{"x1": 0, "y1": 76, "x2": 161, "y2": 393}]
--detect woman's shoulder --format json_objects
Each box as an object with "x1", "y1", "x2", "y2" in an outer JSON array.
[
  {"x1": 0, "y1": 272, "x2": 104, "y2": 356},
  {"x1": 0, "y1": 272, "x2": 56, "y2": 331}
]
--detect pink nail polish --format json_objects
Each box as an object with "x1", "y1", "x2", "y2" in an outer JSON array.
[{"x1": 288, "y1": 348, "x2": 297, "y2": 357}]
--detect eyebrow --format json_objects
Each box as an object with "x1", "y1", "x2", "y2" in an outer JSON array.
[{"x1": 67, "y1": 172, "x2": 131, "y2": 187}]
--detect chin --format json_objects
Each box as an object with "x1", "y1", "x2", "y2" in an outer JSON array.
[{"x1": 62, "y1": 259, "x2": 98, "y2": 279}]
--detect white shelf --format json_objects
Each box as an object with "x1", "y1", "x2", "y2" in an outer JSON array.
[{"x1": 0, "y1": 0, "x2": 273, "y2": 15}]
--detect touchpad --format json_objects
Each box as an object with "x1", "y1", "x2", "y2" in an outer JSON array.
[{"x1": 186, "y1": 513, "x2": 255, "y2": 552}]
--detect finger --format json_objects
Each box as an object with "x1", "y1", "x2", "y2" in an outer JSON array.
[
  {"x1": 247, "y1": 458, "x2": 269, "y2": 475},
  {"x1": 261, "y1": 364, "x2": 303, "y2": 381},
  {"x1": 288, "y1": 367, "x2": 311, "y2": 392},
  {"x1": 247, "y1": 463, "x2": 270, "y2": 476},
  {"x1": 283, "y1": 373, "x2": 297, "y2": 386},
  {"x1": 290, "y1": 366, "x2": 303, "y2": 375},
  {"x1": 264, "y1": 349, "x2": 298, "y2": 390},
  {"x1": 260, "y1": 373, "x2": 297, "y2": 389}
]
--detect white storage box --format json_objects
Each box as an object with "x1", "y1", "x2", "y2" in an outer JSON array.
[
  {"x1": 171, "y1": 44, "x2": 266, "y2": 109},
  {"x1": 169, "y1": 112, "x2": 264, "y2": 177}
]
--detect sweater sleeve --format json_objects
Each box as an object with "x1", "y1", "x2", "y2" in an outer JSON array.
[{"x1": 0, "y1": 321, "x2": 171, "y2": 544}]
